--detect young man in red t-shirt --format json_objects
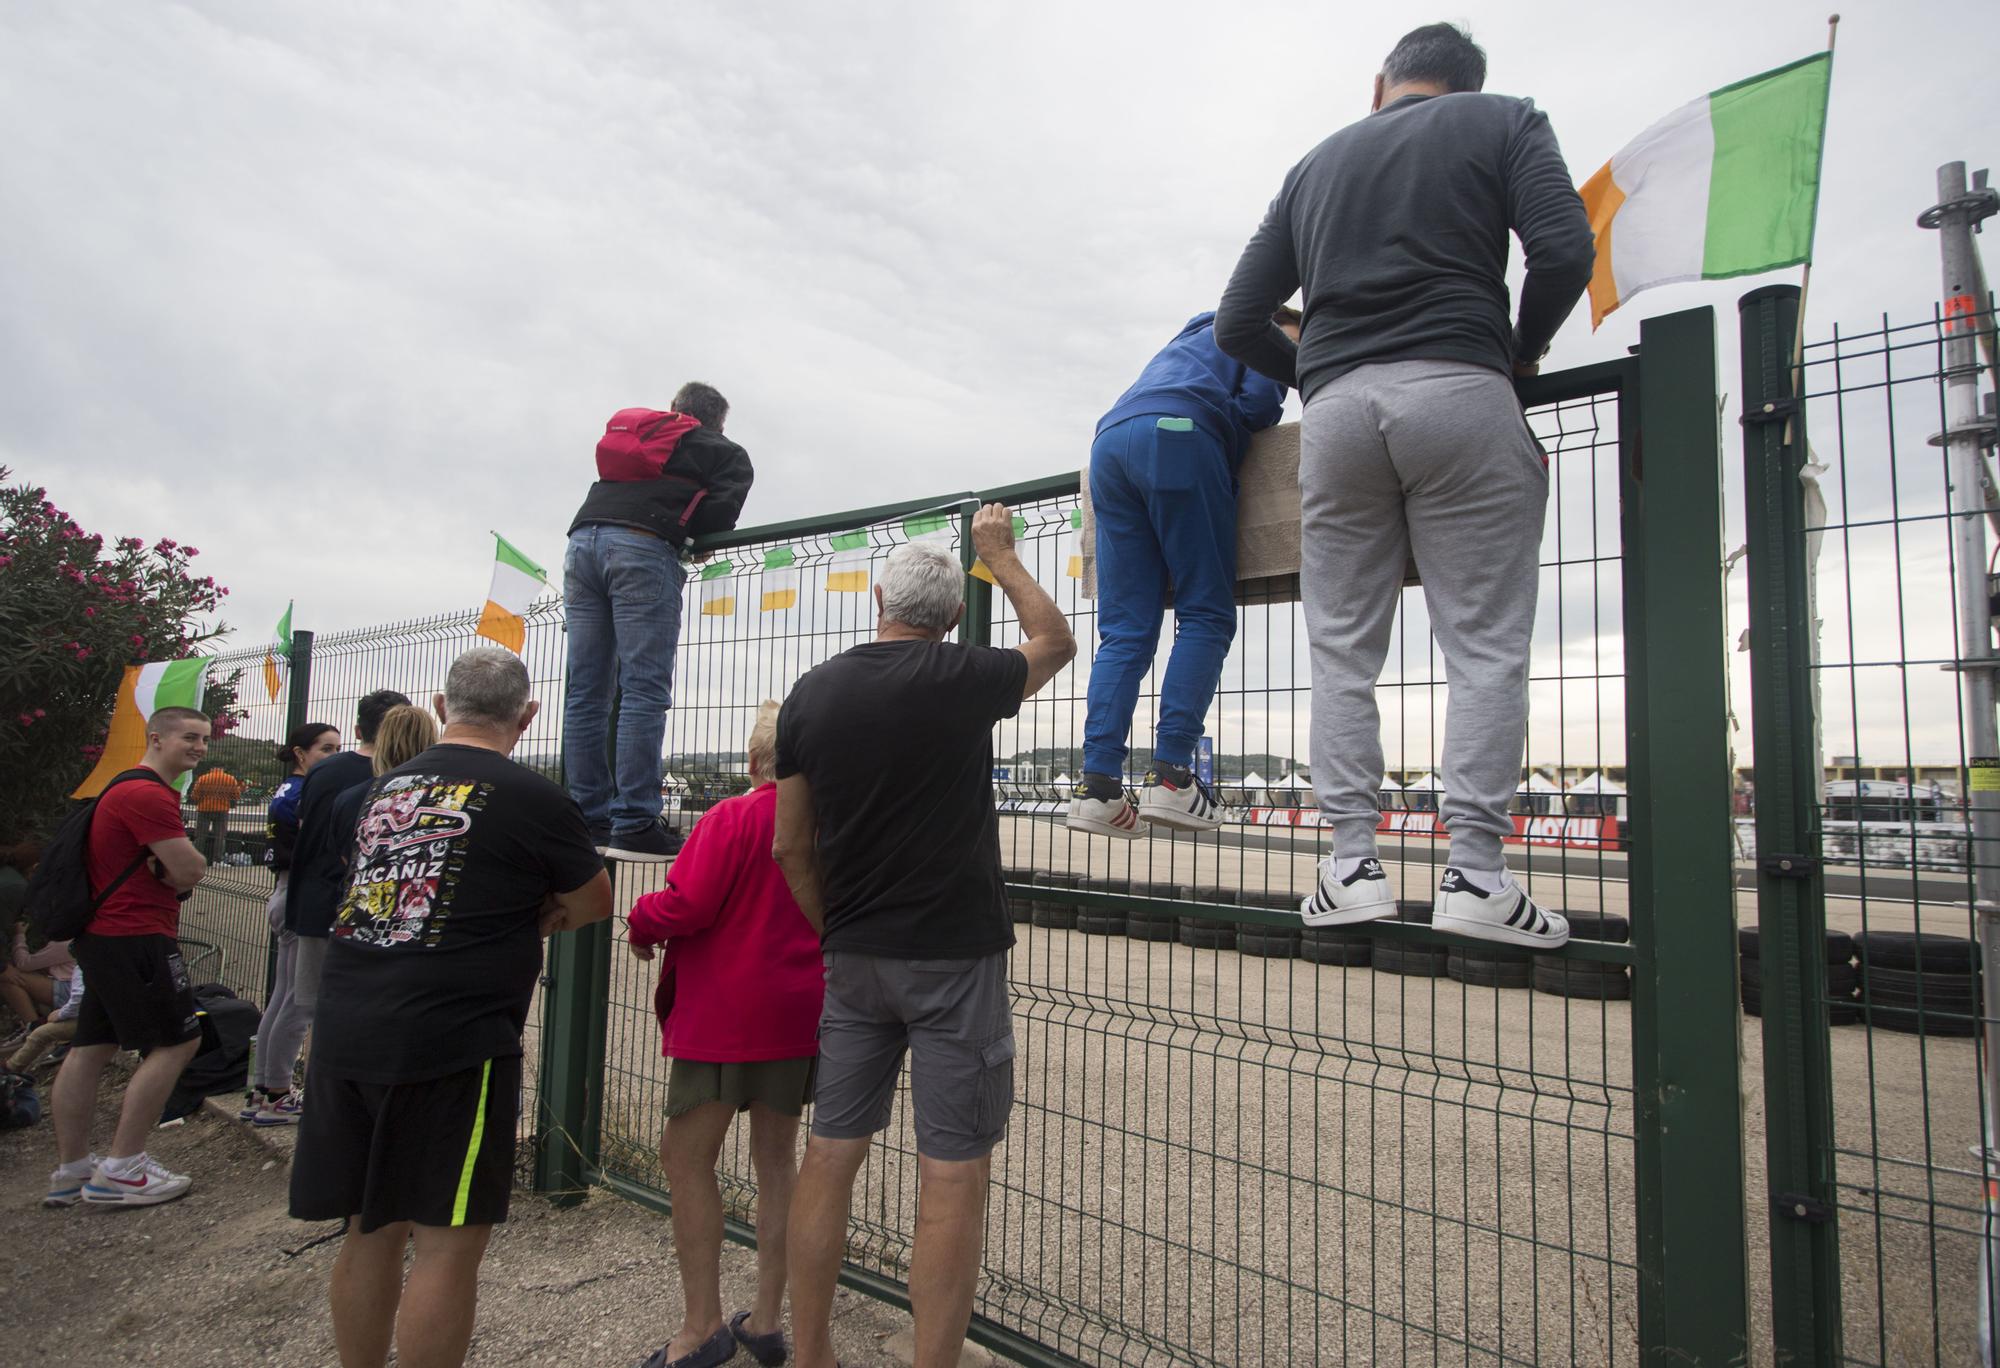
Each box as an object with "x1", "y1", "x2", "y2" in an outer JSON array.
[{"x1": 45, "y1": 705, "x2": 211, "y2": 1208}]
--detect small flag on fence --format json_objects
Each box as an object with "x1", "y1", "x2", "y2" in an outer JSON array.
[
  {"x1": 826, "y1": 530, "x2": 872, "y2": 592},
  {"x1": 263, "y1": 600, "x2": 292, "y2": 702},
  {"x1": 969, "y1": 515, "x2": 1029, "y2": 585},
  {"x1": 476, "y1": 534, "x2": 548, "y2": 653},
  {"x1": 761, "y1": 546, "x2": 800, "y2": 612},
  {"x1": 1065, "y1": 509, "x2": 1084, "y2": 578},
  {"x1": 699, "y1": 559, "x2": 737, "y2": 616},
  {"x1": 74, "y1": 658, "x2": 210, "y2": 798},
  {"x1": 903, "y1": 513, "x2": 954, "y2": 548},
  {"x1": 1580, "y1": 51, "x2": 1832, "y2": 327}
]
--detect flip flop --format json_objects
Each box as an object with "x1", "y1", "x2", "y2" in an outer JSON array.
[
  {"x1": 633, "y1": 1325, "x2": 738, "y2": 1368},
  {"x1": 729, "y1": 1310, "x2": 788, "y2": 1366}
]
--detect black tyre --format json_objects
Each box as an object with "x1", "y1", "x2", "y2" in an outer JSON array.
[
  {"x1": 1298, "y1": 930, "x2": 1372, "y2": 966},
  {"x1": 1738, "y1": 927, "x2": 1854, "y2": 964},
  {"x1": 1375, "y1": 942, "x2": 1449, "y2": 977},
  {"x1": 1126, "y1": 910, "x2": 1179, "y2": 942},
  {"x1": 1450, "y1": 942, "x2": 1534, "y2": 965},
  {"x1": 1003, "y1": 868, "x2": 1037, "y2": 924},
  {"x1": 1854, "y1": 931, "x2": 1978, "y2": 974},
  {"x1": 1076, "y1": 910, "x2": 1127, "y2": 936},
  {"x1": 1533, "y1": 961, "x2": 1633, "y2": 1000},
  {"x1": 1028, "y1": 872, "x2": 1084, "y2": 930},
  {"x1": 1447, "y1": 951, "x2": 1533, "y2": 989},
  {"x1": 1860, "y1": 963, "x2": 1980, "y2": 999},
  {"x1": 1030, "y1": 905, "x2": 1079, "y2": 930},
  {"x1": 1565, "y1": 912, "x2": 1631, "y2": 944},
  {"x1": 1178, "y1": 919, "x2": 1239, "y2": 950},
  {"x1": 1826, "y1": 963, "x2": 1859, "y2": 998},
  {"x1": 1865, "y1": 1002, "x2": 1980, "y2": 1038},
  {"x1": 1236, "y1": 927, "x2": 1301, "y2": 959},
  {"x1": 1828, "y1": 1001, "x2": 1864, "y2": 1026}
]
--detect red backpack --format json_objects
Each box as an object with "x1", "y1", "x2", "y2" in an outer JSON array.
[{"x1": 596, "y1": 408, "x2": 702, "y2": 482}]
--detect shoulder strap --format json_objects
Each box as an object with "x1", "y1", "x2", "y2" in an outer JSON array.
[{"x1": 86, "y1": 769, "x2": 177, "y2": 910}]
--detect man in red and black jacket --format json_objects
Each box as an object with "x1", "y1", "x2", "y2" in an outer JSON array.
[{"x1": 565, "y1": 381, "x2": 754, "y2": 863}]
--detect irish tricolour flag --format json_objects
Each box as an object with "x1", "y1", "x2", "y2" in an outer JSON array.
[
  {"x1": 1580, "y1": 53, "x2": 1831, "y2": 328},
  {"x1": 73, "y1": 658, "x2": 210, "y2": 798},
  {"x1": 476, "y1": 534, "x2": 548, "y2": 654}
]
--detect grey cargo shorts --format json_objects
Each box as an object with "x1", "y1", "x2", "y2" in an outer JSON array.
[{"x1": 811, "y1": 949, "x2": 1016, "y2": 1162}]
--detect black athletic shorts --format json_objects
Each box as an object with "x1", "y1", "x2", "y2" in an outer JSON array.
[
  {"x1": 70, "y1": 933, "x2": 201, "y2": 1052},
  {"x1": 289, "y1": 1055, "x2": 520, "y2": 1234}
]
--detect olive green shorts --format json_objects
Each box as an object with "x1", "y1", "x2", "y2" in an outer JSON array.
[{"x1": 665, "y1": 1056, "x2": 817, "y2": 1119}]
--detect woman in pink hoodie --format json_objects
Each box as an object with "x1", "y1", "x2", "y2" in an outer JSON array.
[{"x1": 626, "y1": 701, "x2": 824, "y2": 1368}]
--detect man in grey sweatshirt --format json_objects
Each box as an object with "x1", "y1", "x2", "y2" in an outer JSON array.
[{"x1": 1214, "y1": 22, "x2": 1594, "y2": 949}]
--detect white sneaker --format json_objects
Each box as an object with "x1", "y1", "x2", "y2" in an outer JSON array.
[
  {"x1": 1300, "y1": 855, "x2": 1397, "y2": 927},
  {"x1": 1066, "y1": 788, "x2": 1141, "y2": 840},
  {"x1": 1432, "y1": 867, "x2": 1570, "y2": 949},
  {"x1": 1135, "y1": 769, "x2": 1222, "y2": 832},
  {"x1": 83, "y1": 1153, "x2": 193, "y2": 1207},
  {"x1": 45, "y1": 1154, "x2": 100, "y2": 1208}
]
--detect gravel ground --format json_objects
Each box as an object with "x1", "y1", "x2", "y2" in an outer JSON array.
[{"x1": 0, "y1": 1069, "x2": 986, "y2": 1367}]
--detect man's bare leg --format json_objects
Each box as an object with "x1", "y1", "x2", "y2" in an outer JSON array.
[
  {"x1": 51, "y1": 1043, "x2": 118, "y2": 1166},
  {"x1": 396, "y1": 1222, "x2": 493, "y2": 1368},
  {"x1": 330, "y1": 1218, "x2": 409, "y2": 1368},
  {"x1": 105, "y1": 1036, "x2": 200, "y2": 1158},
  {"x1": 745, "y1": 1104, "x2": 802, "y2": 1337},
  {"x1": 910, "y1": 1153, "x2": 992, "y2": 1368},
  {"x1": 787, "y1": 1135, "x2": 870, "y2": 1368},
  {"x1": 660, "y1": 1100, "x2": 737, "y2": 1359}
]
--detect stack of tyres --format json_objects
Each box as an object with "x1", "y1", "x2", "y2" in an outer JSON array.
[
  {"x1": 1531, "y1": 913, "x2": 1632, "y2": 1000},
  {"x1": 1003, "y1": 867, "x2": 1037, "y2": 925},
  {"x1": 1028, "y1": 871, "x2": 1085, "y2": 930},
  {"x1": 1737, "y1": 928, "x2": 1859, "y2": 1024},
  {"x1": 1124, "y1": 881, "x2": 1188, "y2": 942},
  {"x1": 1447, "y1": 940, "x2": 1533, "y2": 989},
  {"x1": 1372, "y1": 904, "x2": 1448, "y2": 978},
  {"x1": 1180, "y1": 886, "x2": 1242, "y2": 951},
  {"x1": 1075, "y1": 875, "x2": 1129, "y2": 936},
  {"x1": 1235, "y1": 888, "x2": 1304, "y2": 959},
  {"x1": 1856, "y1": 931, "x2": 1981, "y2": 1038}
]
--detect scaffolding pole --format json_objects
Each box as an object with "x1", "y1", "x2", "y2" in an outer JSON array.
[{"x1": 1922, "y1": 159, "x2": 2000, "y2": 1365}]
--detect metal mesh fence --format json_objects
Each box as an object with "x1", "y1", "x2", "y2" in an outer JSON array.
[
  {"x1": 592, "y1": 378, "x2": 1643, "y2": 1365},
  {"x1": 1759, "y1": 300, "x2": 2000, "y2": 1365}
]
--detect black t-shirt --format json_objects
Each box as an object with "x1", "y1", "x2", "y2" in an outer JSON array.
[
  {"x1": 285, "y1": 750, "x2": 373, "y2": 938},
  {"x1": 311, "y1": 744, "x2": 604, "y2": 1084},
  {"x1": 776, "y1": 639, "x2": 1027, "y2": 959}
]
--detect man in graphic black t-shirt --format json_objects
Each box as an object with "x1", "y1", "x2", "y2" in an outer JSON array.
[
  {"x1": 291, "y1": 648, "x2": 610, "y2": 1368},
  {"x1": 773, "y1": 503, "x2": 1075, "y2": 1368}
]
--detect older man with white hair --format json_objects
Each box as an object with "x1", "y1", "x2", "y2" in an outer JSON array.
[
  {"x1": 774, "y1": 504, "x2": 1075, "y2": 1368},
  {"x1": 291, "y1": 646, "x2": 612, "y2": 1368}
]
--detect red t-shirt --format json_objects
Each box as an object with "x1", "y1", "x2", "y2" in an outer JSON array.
[{"x1": 87, "y1": 773, "x2": 188, "y2": 938}]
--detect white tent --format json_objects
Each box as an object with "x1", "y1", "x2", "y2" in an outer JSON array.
[
  {"x1": 1241, "y1": 770, "x2": 1267, "y2": 788},
  {"x1": 1401, "y1": 772, "x2": 1442, "y2": 810},
  {"x1": 1269, "y1": 769, "x2": 1313, "y2": 806},
  {"x1": 1567, "y1": 771, "x2": 1625, "y2": 795},
  {"x1": 1566, "y1": 771, "x2": 1627, "y2": 818},
  {"x1": 1513, "y1": 771, "x2": 1563, "y2": 815},
  {"x1": 1517, "y1": 772, "x2": 1564, "y2": 793},
  {"x1": 1377, "y1": 775, "x2": 1405, "y2": 810},
  {"x1": 1273, "y1": 770, "x2": 1313, "y2": 788},
  {"x1": 1052, "y1": 772, "x2": 1072, "y2": 786}
]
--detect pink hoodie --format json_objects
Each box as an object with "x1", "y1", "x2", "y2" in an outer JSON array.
[{"x1": 626, "y1": 783, "x2": 824, "y2": 1062}]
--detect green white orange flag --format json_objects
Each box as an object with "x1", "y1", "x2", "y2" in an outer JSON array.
[
  {"x1": 1065, "y1": 509, "x2": 1085, "y2": 578},
  {"x1": 698, "y1": 559, "x2": 737, "y2": 617},
  {"x1": 969, "y1": 516, "x2": 1028, "y2": 585},
  {"x1": 476, "y1": 534, "x2": 548, "y2": 653},
  {"x1": 263, "y1": 600, "x2": 292, "y2": 703},
  {"x1": 826, "y1": 530, "x2": 872, "y2": 593},
  {"x1": 760, "y1": 546, "x2": 800, "y2": 612},
  {"x1": 1580, "y1": 52, "x2": 1832, "y2": 327},
  {"x1": 73, "y1": 658, "x2": 210, "y2": 798}
]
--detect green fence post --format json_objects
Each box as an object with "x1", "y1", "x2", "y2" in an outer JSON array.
[
  {"x1": 535, "y1": 914, "x2": 612, "y2": 1202},
  {"x1": 1738, "y1": 282, "x2": 1844, "y2": 1364},
  {"x1": 959, "y1": 500, "x2": 993, "y2": 648},
  {"x1": 1626, "y1": 304, "x2": 1751, "y2": 1363}
]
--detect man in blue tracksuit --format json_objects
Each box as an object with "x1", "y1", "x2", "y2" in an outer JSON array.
[{"x1": 1068, "y1": 307, "x2": 1299, "y2": 838}]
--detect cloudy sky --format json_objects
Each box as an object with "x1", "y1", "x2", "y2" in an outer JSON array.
[{"x1": 4, "y1": 1, "x2": 1996, "y2": 768}]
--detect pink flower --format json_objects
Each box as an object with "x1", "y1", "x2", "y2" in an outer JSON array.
[
  {"x1": 83, "y1": 607, "x2": 95, "y2": 618},
  {"x1": 34, "y1": 709, "x2": 45, "y2": 719},
  {"x1": 0, "y1": 555, "x2": 12, "y2": 568},
  {"x1": 184, "y1": 545, "x2": 199, "y2": 556},
  {"x1": 17, "y1": 713, "x2": 32, "y2": 727},
  {"x1": 129, "y1": 634, "x2": 145, "y2": 647},
  {"x1": 73, "y1": 646, "x2": 90, "y2": 659}
]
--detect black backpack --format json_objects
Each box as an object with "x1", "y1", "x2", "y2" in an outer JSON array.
[
  {"x1": 23, "y1": 768, "x2": 176, "y2": 943},
  {"x1": 161, "y1": 984, "x2": 259, "y2": 1123}
]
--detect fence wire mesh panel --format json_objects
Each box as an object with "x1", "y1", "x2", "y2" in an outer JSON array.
[
  {"x1": 1752, "y1": 298, "x2": 2000, "y2": 1366},
  {"x1": 587, "y1": 371, "x2": 1647, "y2": 1366}
]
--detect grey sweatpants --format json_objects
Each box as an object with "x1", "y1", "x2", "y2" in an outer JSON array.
[
  {"x1": 1299, "y1": 359, "x2": 1549, "y2": 871},
  {"x1": 255, "y1": 877, "x2": 328, "y2": 1093}
]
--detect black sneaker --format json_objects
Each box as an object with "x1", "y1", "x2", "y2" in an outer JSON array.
[
  {"x1": 606, "y1": 819, "x2": 683, "y2": 864},
  {"x1": 588, "y1": 824, "x2": 611, "y2": 855}
]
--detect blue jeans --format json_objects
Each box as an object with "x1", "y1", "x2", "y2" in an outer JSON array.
[
  {"x1": 563, "y1": 525, "x2": 688, "y2": 832},
  {"x1": 1083, "y1": 415, "x2": 1238, "y2": 777}
]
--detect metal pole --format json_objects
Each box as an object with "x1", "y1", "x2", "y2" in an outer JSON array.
[{"x1": 1921, "y1": 159, "x2": 2000, "y2": 1365}]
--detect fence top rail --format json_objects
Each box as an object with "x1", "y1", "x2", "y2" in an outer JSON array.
[{"x1": 686, "y1": 362, "x2": 1636, "y2": 557}]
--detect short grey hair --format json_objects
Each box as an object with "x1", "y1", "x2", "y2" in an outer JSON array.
[
  {"x1": 879, "y1": 540, "x2": 963, "y2": 632},
  {"x1": 444, "y1": 647, "x2": 533, "y2": 728}
]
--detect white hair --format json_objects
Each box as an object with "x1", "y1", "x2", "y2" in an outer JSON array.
[
  {"x1": 444, "y1": 647, "x2": 533, "y2": 728},
  {"x1": 879, "y1": 541, "x2": 963, "y2": 632}
]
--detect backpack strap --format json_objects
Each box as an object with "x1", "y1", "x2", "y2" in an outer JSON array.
[{"x1": 86, "y1": 768, "x2": 180, "y2": 912}]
